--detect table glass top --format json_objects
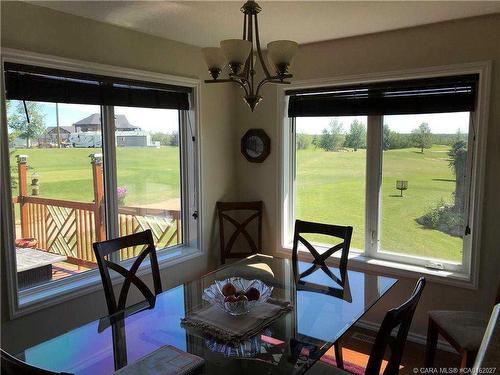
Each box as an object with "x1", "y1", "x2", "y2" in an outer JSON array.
[{"x1": 20, "y1": 254, "x2": 397, "y2": 374}]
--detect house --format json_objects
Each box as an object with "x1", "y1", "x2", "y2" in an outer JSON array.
[
  {"x1": 1, "y1": 1, "x2": 499, "y2": 373},
  {"x1": 73, "y1": 113, "x2": 140, "y2": 132},
  {"x1": 39, "y1": 125, "x2": 74, "y2": 144}
]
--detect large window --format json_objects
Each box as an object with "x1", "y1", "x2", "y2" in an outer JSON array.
[
  {"x1": 295, "y1": 116, "x2": 367, "y2": 250},
  {"x1": 1, "y1": 55, "x2": 199, "y2": 311},
  {"x1": 282, "y1": 71, "x2": 485, "y2": 278}
]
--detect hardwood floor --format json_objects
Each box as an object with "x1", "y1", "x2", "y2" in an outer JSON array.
[
  {"x1": 51, "y1": 261, "x2": 89, "y2": 281},
  {"x1": 322, "y1": 326, "x2": 461, "y2": 375}
]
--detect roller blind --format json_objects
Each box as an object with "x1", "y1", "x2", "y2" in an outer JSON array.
[
  {"x1": 4, "y1": 63, "x2": 191, "y2": 110},
  {"x1": 287, "y1": 74, "x2": 478, "y2": 117}
]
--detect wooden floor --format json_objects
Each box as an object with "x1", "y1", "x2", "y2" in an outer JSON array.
[
  {"x1": 51, "y1": 261, "x2": 90, "y2": 281},
  {"x1": 321, "y1": 326, "x2": 461, "y2": 374}
]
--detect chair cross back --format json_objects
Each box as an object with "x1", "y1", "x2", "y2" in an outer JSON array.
[
  {"x1": 217, "y1": 201, "x2": 263, "y2": 264},
  {"x1": 365, "y1": 277, "x2": 426, "y2": 375},
  {"x1": 292, "y1": 220, "x2": 353, "y2": 283},
  {"x1": 93, "y1": 230, "x2": 162, "y2": 315}
]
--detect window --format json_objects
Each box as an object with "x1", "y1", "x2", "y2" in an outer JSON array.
[
  {"x1": 295, "y1": 116, "x2": 367, "y2": 250},
  {"x1": 282, "y1": 70, "x2": 487, "y2": 279},
  {"x1": 114, "y1": 106, "x2": 183, "y2": 261},
  {"x1": 1, "y1": 54, "x2": 200, "y2": 313}
]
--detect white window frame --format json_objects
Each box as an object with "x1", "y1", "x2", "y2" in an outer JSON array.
[
  {"x1": 1, "y1": 48, "x2": 203, "y2": 318},
  {"x1": 277, "y1": 62, "x2": 491, "y2": 288}
]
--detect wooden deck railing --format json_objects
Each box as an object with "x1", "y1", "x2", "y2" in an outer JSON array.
[{"x1": 12, "y1": 154, "x2": 181, "y2": 267}]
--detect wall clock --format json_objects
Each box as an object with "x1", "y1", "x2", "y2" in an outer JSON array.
[{"x1": 241, "y1": 129, "x2": 271, "y2": 163}]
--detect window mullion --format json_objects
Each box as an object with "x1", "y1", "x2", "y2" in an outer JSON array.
[
  {"x1": 365, "y1": 115, "x2": 383, "y2": 257},
  {"x1": 101, "y1": 105, "x2": 119, "y2": 262}
]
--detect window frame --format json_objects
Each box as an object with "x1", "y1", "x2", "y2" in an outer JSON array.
[
  {"x1": 277, "y1": 62, "x2": 491, "y2": 288},
  {"x1": 1, "y1": 48, "x2": 203, "y2": 318}
]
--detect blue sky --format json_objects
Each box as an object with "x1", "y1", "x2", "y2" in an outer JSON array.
[
  {"x1": 9, "y1": 101, "x2": 469, "y2": 135},
  {"x1": 8, "y1": 101, "x2": 179, "y2": 133},
  {"x1": 297, "y1": 112, "x2": 470, "y2": 134}
]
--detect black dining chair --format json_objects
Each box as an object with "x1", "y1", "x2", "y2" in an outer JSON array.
[
  {"x1": 292, "y1": 219, "x2": 353, "y2": 369},
  {"x1": 217, "y1": 201, "x2": 263, "y2": 264},
  {"x1": 93, "y1": 229, "x2": 162, "y2": 315},
  {"x1": 310, "y1": 277, "x2": 426, "y2": 375},
  {"x1": 1, "y1": 348, "x2": 73, "y2": 375}
]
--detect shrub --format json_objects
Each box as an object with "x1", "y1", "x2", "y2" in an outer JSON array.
[{"x1": 417, "y1": 199, "x2": 464, "y2": 238}]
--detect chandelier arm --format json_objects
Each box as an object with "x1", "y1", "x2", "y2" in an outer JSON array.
[
  {"x1": 232, "y1": 78, "x2": 250, "y2": 97},
  {"x1": 254, "y1": 13, "x2": 272, "y2": 79},
  {"x1": 242, "y1": 13, "x2": 252, "y2": 81}
]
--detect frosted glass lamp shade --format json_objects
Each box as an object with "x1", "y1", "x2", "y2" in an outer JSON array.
[
  {"x1": 202, "y1": 47, "x2": 225, "y2": 70},
  {"x1": 267, "y1": 40, "x2": 298, "y2": 75},
  {"x1": 220, "y1": 39, "x2": 252, "y2": 65}
]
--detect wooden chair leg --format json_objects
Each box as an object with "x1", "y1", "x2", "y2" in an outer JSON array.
[
  {"x1": 334, "y1": 341, "x2": 344, "y2": 370},
  {"x1": 461, "y1": 350, "x2": 477, "y2": 369},
  {"x1": 425, "y1": 318, "x2": 439, "y2": 367}
]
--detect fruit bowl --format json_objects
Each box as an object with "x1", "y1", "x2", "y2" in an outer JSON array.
[{"x1": 203, "y1": 277, "x2": 273, "y2": 316}]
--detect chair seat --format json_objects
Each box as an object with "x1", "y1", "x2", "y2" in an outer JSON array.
[
  {"x1": 309, "y1": 361, "x2": 352, "y2": 375},
  {"x1": 429, "y1": 310, "x2": 489, "y2": 351}
]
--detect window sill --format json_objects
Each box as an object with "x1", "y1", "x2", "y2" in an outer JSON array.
[
  {"x1": 13, "y1": 245, "x2": 203, "y2": 319},
  {"x1": 275, "y1": 247, "x2": 476, "y2": 289}
]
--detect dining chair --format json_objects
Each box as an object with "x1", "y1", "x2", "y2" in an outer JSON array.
[
  {"x1": 292, "y1": 219, "x2": 353, "y2": 369},
  {"x1": 1, "y1": 348, "x2": 73, "y2": 375},
  {"x1": 424, "y1": 282, "x2": 500, "y2": 368},
  {"x1": 217, "y1": 201, "x2": 263, "y2": 264},
  {"x1": 310, "y1": 277, "x2": 426, "y2": 375},
  {"x1": 93, "y1": 229, "x2": 162, "y2": 315}
]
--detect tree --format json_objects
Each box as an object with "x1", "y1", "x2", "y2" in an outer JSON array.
[
  {"x1": 8, "y1": 101, "x2": 46, "y2": 148},
  {"x1": 151, "y1": 132, "x2": 171, "y2": 146},
  {"x1": 448, "y1": 140, "x2": 467, "y2": 211},
  {"x1": 411, "y1": 122, "x2": 432, "y2": 153},
  {"x1": 344, "y1": 120, "x2": 366, "y2": 151},
  {"x1": 296, "y1": 133, "x2": 311, "y2": 150},
  {"x1": 318, "y1": 120, "x2": 344, "y2": 152},
  {"x1": 169, "y1": 131, "x2": 179, "y2": 147}
]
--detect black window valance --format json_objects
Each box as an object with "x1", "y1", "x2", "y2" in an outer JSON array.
[
  {"x1": 4, "y1": 63, "x2": 191, "y2": 110},
  {"x1": 287, "y1": 74, "x2": 479, "y2": 117}
]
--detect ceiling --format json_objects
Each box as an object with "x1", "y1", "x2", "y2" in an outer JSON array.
[{"x1": 29, "y1": 1, "x2": 500, "y2": 47}]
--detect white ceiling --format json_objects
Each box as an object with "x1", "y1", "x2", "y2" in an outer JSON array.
[{"x1": 29, "y1": 1, "x2": 500, "y2": 47}]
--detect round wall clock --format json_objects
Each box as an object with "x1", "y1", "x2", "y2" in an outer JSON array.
[{"x1": 241, "y1": 129, "x2": 271, "y2": 163}]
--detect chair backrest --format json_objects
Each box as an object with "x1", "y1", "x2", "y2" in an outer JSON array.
[
  {"x1": 365, "y1": 277, "x2": 426, "y2": 375},
  {"x1": 292, "y1": 219, "x2": 353, "y2": 280},
  {"x1": 217, "y1": 201, "x2": 263, "y2": 264},
  {"x1": 93, "y1": 229, "x2": 162, "y2": 315},
  {"x1": 1, "y1": 349, "x2": 72, "y2": 375}
]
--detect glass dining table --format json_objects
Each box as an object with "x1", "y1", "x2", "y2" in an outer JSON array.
[{"x1": 19, "y1": 254, "x2": 397, "y2": 374}]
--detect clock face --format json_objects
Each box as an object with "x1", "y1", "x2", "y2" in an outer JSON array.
[
  {"x1": 245, "y1": 135, "x2": 265, "y2": 158},
  {"x1": 241, "y1": 129, "x2": 270, "y2": 163}
]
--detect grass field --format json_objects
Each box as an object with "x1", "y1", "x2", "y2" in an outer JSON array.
[
  {"x1": 10, "y1": 144, "x2": 462, "y2": 262},
  {"x1": 10, "y1": 147, "x2": 181, "y2": 206},
  {"x1": 296, "y1": 145, "x2": 462, "y2": 262}
]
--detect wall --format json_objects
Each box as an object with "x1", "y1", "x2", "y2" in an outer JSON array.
[
  {"x1": 234, "y1": 14, "x2": 500, "y2": 337},
  {"x1": 0, "y1": 1, "x2": 237, "y2": 352}
]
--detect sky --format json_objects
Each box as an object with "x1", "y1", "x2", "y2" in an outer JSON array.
[
  {"x1": 8, "y1": 101, "x2": 469, "y2": 135},
  {"x1": 7, "y1": 101, "x2": 179, "y2": 133},
  {"x1": 297, "y1": 112, "x2": 470, "y2": 134}
]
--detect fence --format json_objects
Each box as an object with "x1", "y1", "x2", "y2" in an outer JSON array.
[{"x1": 12, "y1": 154, "x2": 181, "y2": 267}]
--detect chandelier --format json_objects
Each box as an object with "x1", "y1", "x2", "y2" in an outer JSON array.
[{"x1": 201, "y1": 0, "x2": 298, "y2": 111}]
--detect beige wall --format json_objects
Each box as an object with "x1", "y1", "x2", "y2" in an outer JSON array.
[
  {"x1": 1, "y1": 0, "x2": 499, "y2": 353},
  {"x1": 0, "y1": 1, "x2": 237, "y2": 352},
  {"x1": 234, "y1": 14, "x2": 500, "y2": 337}
]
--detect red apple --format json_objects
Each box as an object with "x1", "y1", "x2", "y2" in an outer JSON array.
[
  {"x1": 222, "y1": 283, "x2": 236, "y2": 297},
  {"x1": 224, "y1": 295, "x2": 238, "y2": 303},
  {"x1": 245, "y1": 287, "x2": 260, "y2": 301}
]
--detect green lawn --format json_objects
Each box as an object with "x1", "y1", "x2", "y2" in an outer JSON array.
[
  {"x1": 10, "y1": 147, "x2": 181, "y2": 206},
  {"x1": 10, "y1": 144, "x2": 462, "y2": 262},
  {"x1": 296, "y1": 145, "x2": 463, "y2": 262}
]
